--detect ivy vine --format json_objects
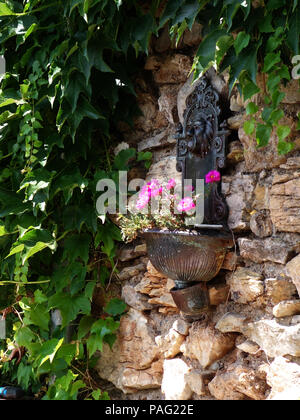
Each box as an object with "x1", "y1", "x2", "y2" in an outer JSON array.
[{"x1": 0, "y1": 0, "x2": 299, "y2": 399}]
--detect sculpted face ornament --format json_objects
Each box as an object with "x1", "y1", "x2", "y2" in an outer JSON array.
[
  {"x1": 187, "y1": 118, "x2": 214, "y2": 158},
  {"x1": 143, "y1": 75, "x2": 233, "y2": 321}
]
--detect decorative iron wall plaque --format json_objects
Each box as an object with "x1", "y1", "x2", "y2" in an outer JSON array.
[{"x1": 175, "y1": 77, "x2": 230, "y2": 226}]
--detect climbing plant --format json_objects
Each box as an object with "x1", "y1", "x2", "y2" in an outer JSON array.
[{"x1": 0, "y1": 0, "x2": 299, "y2": 399}]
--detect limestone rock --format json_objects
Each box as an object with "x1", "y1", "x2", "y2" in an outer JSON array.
[
  {"x1": 270, "y1": 387, "x2": 300, "y2": 400},
  {"x1": 280, "y1": 157, "x2": 300, "y2": 170},
  {"x1": 158, "y1": 85, "x2": 180, "y2": 124},
  {"x1": 270, "y1": 176, "x2": 300, "y2": 233},
  {"x1": 146, "y1": 156, "x2": 182, "y2": 187},
  {"x1": 286, "y1": 255, "x2": 300, "y2": 296},
  {"x1": 154, "y1": 26, "x2": 171, "y2": 53},
  {"x1": 227, "y1": 141, "x2": 244, "y2": 164},
  {"x1": 222, "y1": 252, "x2": 238, "y2": 271},
  {"x1": 182, "y1": 22, "x2": 202, "y2": 47},
  {"x1": 118, "y1": 309, "x2": 159, "y2": 369},
  {"x1": 96, "y1": 309, "x2": 161, "y2": 393},
  {"x1": 215, "y1": 312, "x2": 247, "y2": 334},
  {"x1": 138, "y1": 129, "x2": 176, "y2": 152},
  {"x1": 281, "y1": 79, "x2": 300, "y2": 104},
  {"x1": 135, "y1": 271, "x2": 177, "y2": 311},
  {"x1": 238, "y1": 124, "x2": 289, "y2": 172},
  {"x1": 180, "y1": 322, "x2": 236, "y2": 368},
  {"x1": 272, "y1": 300, "x2": 300, "y2": 318},
  {"x1": 121, "y1": 285, "x2": 153, "y2": 311},
  {"x1": 155, "y1": 321, "x2": 186, "y2": 359},
  {"x1": 209, "y1": 283, "x2": 230, "y2": 305},
  {"x1": 222, "y1": 173, "x2": 256, "y2": 231},
  {"x1": 184, "y1": 370, "x2": 205, "y2": 396},
  {"x1": 149, "y1": 293, "x2": 177, "y2": 309},
  {"x1": 265, "y1": 278, "x2": 297, "y2": 305},
  {"x1": 118, "y1": 264, "x2": 146, "y2": 281},
  {"x1": 244, "y1": 319, "x2": 300, "y2": 358},
  {"x1": 147, "y1": 261, "x2": 166, "y2": 278},
  {"x1": 134, "y1": 92, "x2": 167, "y2": 133},
  {"x1": 208, "y1": 365, "x2": 268, "y2": 400},
  {"x1": 227, "y1": 114, "x2": 246, "y2": 130},
  {"x1": 145, "y1": 54, "x2": 192, "y2": 85},
  {"x1": 172, "y1": 319, "x2": 190, "y2": 336},
  {"x1": 250, "y1": 211, "x2": 273, "y2": 238},
  {"x1": 135, "y1": 275, "x2": 165, "y2": 296},
  {"x1": 227, "y1": 268, "x2": 264, "y2": 304},
  {"x1": 236, "y1": 339, "x2": 260, "y2": 355},
  {"x1": 253, "y1": 184, "x2": 269, "y2": 210},
  {"x1": 118, "y1": 243, "x2": 147, "y2": 262},
  {"x1": 161, "y1": 359, "x2": 192, "y2": 400},
  {"x1": 122, "y1": 360, "x2": 163, "y2": 391},
  {"x1": 266, "y1": 356, "x2": 300, "y2": 399},
  {"x1": 238, "y1": 237, "x2": 293, "y2": 265}
]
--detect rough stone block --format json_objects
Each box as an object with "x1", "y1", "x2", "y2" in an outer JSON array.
[
  {"x1": 180, "y1": 322, "x2": 236, "y2": 368},
  {"x1": 161, "y1": 359, "x2": 193, "y2": 400},
  {"x1": 227, "y1": 268, "x2": 264, "y2": 304}
]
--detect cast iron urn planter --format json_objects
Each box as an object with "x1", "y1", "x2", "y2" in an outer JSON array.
[{"x1": 143, "y1": 75, "x2": 233, "y2": 319}]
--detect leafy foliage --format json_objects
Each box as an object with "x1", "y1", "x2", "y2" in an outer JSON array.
[
  {"x1": 0, "y1": 0, "x2": 155, "y2": 399},
  {"x1": 0, "y1": 0, "x2": 299, "y2": 400}
]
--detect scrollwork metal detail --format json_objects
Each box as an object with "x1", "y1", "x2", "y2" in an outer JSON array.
[{"x1": 176, "y1": 75, "x2": 231, "y2": 226}]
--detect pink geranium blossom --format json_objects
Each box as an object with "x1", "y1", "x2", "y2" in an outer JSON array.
[
  {"x1": 177, "y1": 197, "x2": 196, "y2": 212},
  {"x1": 136, "y1": 196, "x2": 149, "y2": 210},
  {"x1": 140, "y1": 179, "x2": 162, "y2": 199},
  {"x1": 166, "y1": 178, "x2": 176, "y2": 190},
  {"x1": 151, "y1": 186, "x2": 163, "y2": 197},
  {"x1": 205, "y1": 170, "x2": 221, "y2": 184}
]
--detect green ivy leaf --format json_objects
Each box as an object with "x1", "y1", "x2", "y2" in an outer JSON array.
[
  {"x1": 244, "y1": 119, "x2": 255, "y2": 135},
  {"x1": 0, "y1": 3, "x2": 17, "y2": 16},
  {"x1": 269, "y1": 108, "x2": 284, "y2": 124},
  {"x1": 63, "y1": 234, "x2": 91, "y2": 265},
  {"x1": 246, "y1": 102, "x2": 259, "y2": 115},
  {"x1": 159, "y1": 0, "x2": 183, "y2": 29},
  {"x1": 234, "y1": 31, "x2": 250, "y2": 55},
  {"x1": 114, "y1": 148, "x2": 136, "y2": 171},
  {"x1": 256, "y1": 123, "x2": 272, "y2": 147},
  {"x1": 48, "y1": 293, "x2": 91, "y2": 327},
  {"x1": 78, "y1": 315, "x2": 95, "y2": 340},
  {"x1": 277, "y1": 125, "x2": 291, "y2": 142},
  {"x1": 51, "y1": 169, "x2": 88, "y2": 205},
  {"x1": 278, "y1": 140, "x2": 294, "y2": 155},
  {"x1": 196, "y1": 29, "x2": 227, "y2": 71},
  {"x1": 267, "y1": 0, "x2": 284, "y2": 11},
  {"x1": 263, "y1": 52, "x2": 281, "y2": 72},
  {"x1": 104, "y1": 298, "x2": 127, "y2": 316}
]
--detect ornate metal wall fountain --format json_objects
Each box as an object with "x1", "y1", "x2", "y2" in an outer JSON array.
[{"x1": 143, "y1": 76, "x2": 233, "y2": 321}]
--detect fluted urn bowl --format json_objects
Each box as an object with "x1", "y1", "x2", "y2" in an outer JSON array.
[{"x1": 142, "y1": 229, "x2": 233, "y2": 286}]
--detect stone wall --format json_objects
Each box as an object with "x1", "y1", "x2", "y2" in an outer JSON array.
[{"x1": 95, "y1": 25, "x2": 300, "y2": 400}]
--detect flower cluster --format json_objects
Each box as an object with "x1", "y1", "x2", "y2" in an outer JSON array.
[
  {"x1": 135, "y1": 178, "x2": 198, "y2": 213},
  {"x1": 136, "y1": 179, "x2": 163, "y2": 210},
  {"x1": 119, "y1": 170, "x2": 221, "y2": 242}
]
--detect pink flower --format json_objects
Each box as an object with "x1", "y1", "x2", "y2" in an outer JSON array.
[
  {"x1": 136, "y1": 197, "x2": 149, "y2": 210},
  {"x1": 166, "y1": 178, "x2": 176, "y2": 190},
  {"x1": 177, "y1": 197, "x2": 196, "y2": 213},
  {"x1": 151, "y1": 186, "x2": 163, "y2": 197},
  {"x1": 205, "y1": 170, "x2": 221, "y2": 184},
  {"x1": 140, "y1": 179, "x2": 161, "y2": 199}
]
